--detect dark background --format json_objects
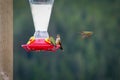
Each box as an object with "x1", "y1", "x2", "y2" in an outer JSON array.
[{"x1": 14, "y1": 0, "x2": 120, "y2": 80}]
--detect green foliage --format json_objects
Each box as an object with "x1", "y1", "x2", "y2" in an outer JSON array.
[{"x1": 14, "y1": 0, "x2": 120, "y2": 80}]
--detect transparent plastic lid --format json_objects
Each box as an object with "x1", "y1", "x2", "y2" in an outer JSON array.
[
  {"x1": 34, "y1": 31, "x2": 49, "y2": 38},
  {"x1": 29, "y1": 0, "x2": 54, "y2": 4}
]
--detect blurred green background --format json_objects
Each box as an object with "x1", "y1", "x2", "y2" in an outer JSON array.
[{"x1": 14, "y1": 0, "x2": 120, "y2": 80}]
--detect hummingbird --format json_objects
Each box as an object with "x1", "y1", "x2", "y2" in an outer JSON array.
[
  {"x1": 80, "y1": 31, "x2": 93, "y2": 38},
  {"x1": 49, "y1": 36, "x2": 56, "y2": 46},
  {"x1": 56, "y1": 34, "x2": 64, "y2": 51}
]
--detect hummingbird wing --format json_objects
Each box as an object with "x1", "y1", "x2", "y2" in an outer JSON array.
[{"x1": 58, "y1": 39, "x2": 64, "y2": 50}]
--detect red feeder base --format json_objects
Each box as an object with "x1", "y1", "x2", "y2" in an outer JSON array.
[{"x1": 21, "y1": 38, "x2": 60, "y2": 52}]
